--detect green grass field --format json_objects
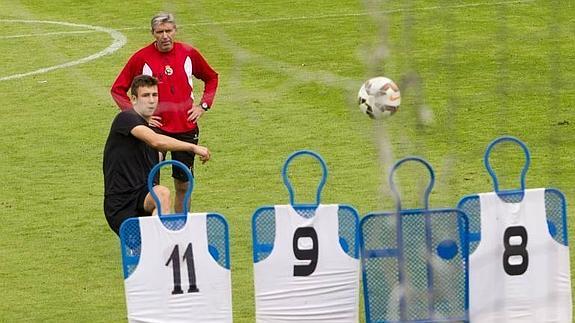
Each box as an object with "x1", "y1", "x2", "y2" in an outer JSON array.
[{"x1": 1, "y1": 0, "x2": 574, "y2": 321}]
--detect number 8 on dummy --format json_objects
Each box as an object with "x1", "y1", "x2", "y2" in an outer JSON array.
[
  {"x1": 119, "y1": 161, "x2": 232, "y2": 323},
  {"x1": 458, "y1": 136, "x2": 572, "y2": 323},
  {"x1": 252, "y1": 151, "x2": 360, "y2": 322}
]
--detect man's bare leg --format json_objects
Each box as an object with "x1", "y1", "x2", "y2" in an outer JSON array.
[
  {"x1": 143, "y1": 185, "x2": 171, "y2": 215},
  {"x1": 174, "y1": 178, "x2": 190, "y2": 213}
]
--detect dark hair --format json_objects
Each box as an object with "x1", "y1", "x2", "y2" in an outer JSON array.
[{"x1": 130, "y1": 75, "x2": 158, "y2": 97}]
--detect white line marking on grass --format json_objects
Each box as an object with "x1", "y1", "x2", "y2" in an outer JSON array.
[
  {"x1": 179, "y1": 0, "x2": 535, "y2": 27},
  {"x1": 0, "y1": 20, "x2": 126, "y2": 82},
  {"x1": 105, "y1": 0, "x2": 537, "y2": 30},
  {"x1": 0, "y1": 30, "x2": 97, "y2": 39},
  {"x1": 209, "y1": 0, "x2": 534, "y2": 88},
  {"x1": 0, "y1": 0, "x2": 534, "y2": 38},
  {"x1": 0, "y1": 0, "x2": 532, "y2": 81}
]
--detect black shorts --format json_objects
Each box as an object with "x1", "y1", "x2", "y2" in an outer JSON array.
[
  {"x1": 155, "y1": 128, "x2": 199, "y2": 182},
  {"x1": 104, "y1": 185, "x2": 152, "y2": 236}
]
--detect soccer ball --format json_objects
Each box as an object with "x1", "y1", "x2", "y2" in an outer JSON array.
[{"x1": 357, "y1": 76, "x2": 401, "y2": 119}]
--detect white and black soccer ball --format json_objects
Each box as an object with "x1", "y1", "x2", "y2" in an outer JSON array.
[{"x1": 357, "y1": 76, "x2": 401, "y2": 119}]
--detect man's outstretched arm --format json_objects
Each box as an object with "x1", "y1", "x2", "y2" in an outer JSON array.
[{"x1": 131, "y1": 125, "x2": 210, "y2": 163}]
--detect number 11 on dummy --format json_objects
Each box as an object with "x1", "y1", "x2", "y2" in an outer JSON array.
[
  {"x1": 252, "y1": 151, "x2": 360, "y2": 322},
  {"x1": 119, "y1": 161, "x2": 232, "y2": 323}
]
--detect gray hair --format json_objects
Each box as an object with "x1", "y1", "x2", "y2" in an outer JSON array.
[{"x1": 151, "y1": 12, "x2": 176, "y2": 31}]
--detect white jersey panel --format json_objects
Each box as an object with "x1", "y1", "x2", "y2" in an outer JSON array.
[
  {"x1": 142, "y1": 63, "x2": 152, "y2": 76},
  {"x1": 254, "y1": 204, "x2": 360, "y2": 323},
  {"x1": 124, "y1": 213, "x2": 232, "y2": 323},
  {"x1": 184, "y1": 56, "x2": 194, "y2": 100},
  {"x1": 470, "y1": 188, "x2": 572, "y2": 323}
]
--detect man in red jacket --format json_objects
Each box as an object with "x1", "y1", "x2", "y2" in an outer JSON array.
[{"x1": 111, "y1": 12, "x2": 218, "y2": 213}]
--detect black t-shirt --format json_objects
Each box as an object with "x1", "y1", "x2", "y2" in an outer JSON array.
[{"x1": 103, "y1": 109, "x2": 159, "y2": 196}]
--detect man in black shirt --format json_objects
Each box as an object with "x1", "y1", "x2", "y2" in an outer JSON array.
[{"x1": 103, "y1": 75, "x2": 210, "y2": 235}]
